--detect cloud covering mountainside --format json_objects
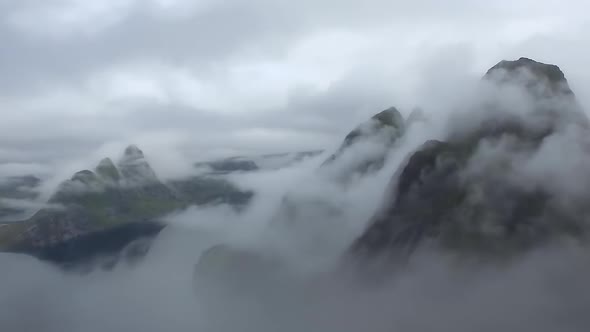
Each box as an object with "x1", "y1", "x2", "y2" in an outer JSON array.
[{"x1": 2, "y1": 56, "x2": 590, "y2": 331}]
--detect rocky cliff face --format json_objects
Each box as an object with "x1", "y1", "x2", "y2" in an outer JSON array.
[{"x1": 352, "y1": 58, "x2": 590, "y2": 262}]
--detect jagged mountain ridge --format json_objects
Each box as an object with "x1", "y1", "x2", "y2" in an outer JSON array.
[
  {"x1": 0, "y1": 145, "x2": 253, "y2": 265},
  {"x1": 0, "y1": 148, "x2": 323, "y2": 266},
  {"x1": 321, "y1": 106, "x2": 405, "y2": 179}
]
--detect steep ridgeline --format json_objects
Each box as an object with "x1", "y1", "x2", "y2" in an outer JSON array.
[
  {"x1": 321, "y1": 107, "x2": 406, "y2": 181},
  {"x1": 0, "y1": 145, "x2": 253, "y2": 265},
  {"x1": 352, "y1": 57, "x2": 590, "y2": 262},
  {"x1": 270, "y1": 107, "x2": 411, "y2": 244}
]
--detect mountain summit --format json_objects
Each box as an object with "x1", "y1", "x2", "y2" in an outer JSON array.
[
  {"x1": 484, "y1": 57, "x2": 574, "y2": 96},
  {"x1": 95, "y1": 158, "x2": 120, "y2": 182},
  {"x1": 118, "y1": 145, "x2": 159, "y2": 184},
  {"x1": 352, "y1": 57, "x2": 590, "y2": 262},
  {"x1": 123, "y1": 144, "x2": 145, "y2": 159},
  {"x1": 321, "y1": 106, "x2": 405, "y2": 179}
]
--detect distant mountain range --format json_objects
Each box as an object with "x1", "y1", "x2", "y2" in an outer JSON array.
[
  {"x1": 0, "y1": 146, "x2": 325, "y2": 267},
  {"x1": 0, "y1": 146, "x2": 255, "y2": 265},
  {"x1": 194, "y1": 150, "x2": 324, "y2": 174}
]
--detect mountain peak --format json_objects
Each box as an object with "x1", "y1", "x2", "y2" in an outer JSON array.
[
  {"x1": 95, "y1": 158, "x2": 120, "y2": 181},
  {"x1": 484, "y1": 57, "x2": 573, "y2": 96},
  {"x1": 118, "y1": 145, "x2": 158, "y2": 183},
  {"x1": 71, "y1": 170, "x2": 97, "y2": 183},
  {"x1": 372, "y1": 106, "x2": 404, "y2": 128},
  {"x1": 123, "y1": 145, "x2": 144, "y2": 160},
  {"x1": 320, "y1": 106, "x2": 405, "y2": 178}
]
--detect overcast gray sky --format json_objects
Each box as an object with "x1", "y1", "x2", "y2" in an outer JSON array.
[{"x1": 1, "y1": 0, "x2": 589, "y2": 176}]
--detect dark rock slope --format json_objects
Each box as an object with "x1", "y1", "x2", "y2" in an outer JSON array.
[{"x1": 352, "y1": 57, "x2": 590, "y2": 261}]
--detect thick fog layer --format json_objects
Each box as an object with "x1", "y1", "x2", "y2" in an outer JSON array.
[{"x1": 2, "y1": 1, "x2": 590, "y2": 330}]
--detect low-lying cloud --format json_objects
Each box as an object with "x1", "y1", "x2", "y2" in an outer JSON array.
[
  {"x1": 2, "y1": 69, "x2": 590, "y2": 331},
  {"x1": 2, "y1": 1, "x2": 590, "y2": 329}
]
